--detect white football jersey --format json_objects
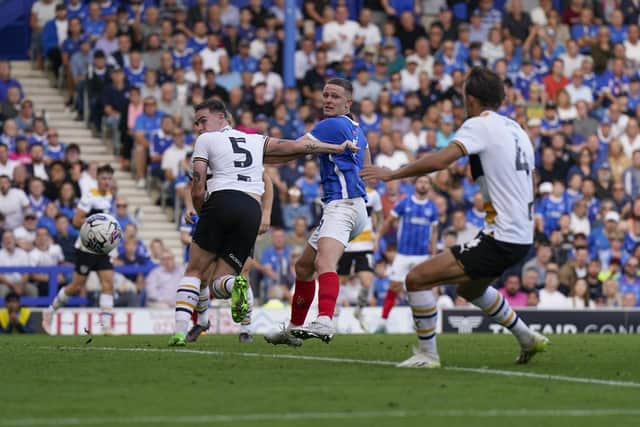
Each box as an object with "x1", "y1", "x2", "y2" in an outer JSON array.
[
  {"x1": 77, "y1": 188, "x2": 114, "y2": 216},
  {"x1": 346, "y1": 188, "x2": 382, "y2": 252},
  {"x1": 452, "y1": 111, "x2": 535, "y2": 245},
  {"x1": 192, "y1": 126, "x2": 266, "y2": 196}
]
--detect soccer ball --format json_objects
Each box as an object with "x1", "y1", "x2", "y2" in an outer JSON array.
[{"x1": 80, "y1": 213, "x2": 123, "y2": 255}]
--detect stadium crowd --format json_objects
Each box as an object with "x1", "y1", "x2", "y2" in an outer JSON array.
[{"x1": 0, "y1": 0, "x2": 639, "y2": 315}]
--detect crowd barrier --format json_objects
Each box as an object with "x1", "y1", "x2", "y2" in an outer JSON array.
[
  {"x1": 0, "y1": 264, "x2": 156, "y2": 307},
  {"x1": 24, "y1": 306, "x2": 640, "y2": 335}
]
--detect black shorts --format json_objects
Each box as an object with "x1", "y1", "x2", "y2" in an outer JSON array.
[
  {"x1": 451, "y1": 232, "x2": 531, "y2": 280},
  {"x1": 337, "y1": 251, "x2": 374, "y2": 275},
  {"x1": 192, "y1": 190, "x2": 261, "y2": 273},
  {"x1": 75, "y1": 248, "x2": 113, "y2": 275}
]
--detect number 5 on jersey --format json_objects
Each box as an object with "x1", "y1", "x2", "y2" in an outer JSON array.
[{"x1": 229, "y1": 137, "x2": 253, "y2": 182}]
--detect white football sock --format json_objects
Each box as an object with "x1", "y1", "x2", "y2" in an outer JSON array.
[
  {"x1": 211, "y1": 275, "x2": 234, "y2": 299},
  {"x1": 471, "y1": 286, "x2": 533, "y2": 345},
  {"x1": 196, "y1": 285, "x2": 210, "y2": 327},
  {"x1": 175, "y1": 276, "x2": 201, "y2": 334},
  {"x1": 99, "y1": 293, "x2": 114, "y2": 329},
  {"x1": 50, "y1": 287, "x2": 69, "y2": 310},
  {"x1": 408, "y1": 290, "x2": 438, "y2": 356}
]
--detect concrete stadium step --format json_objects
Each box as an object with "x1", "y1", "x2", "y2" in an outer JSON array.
[{"x1": 12, "y1": 60, "x2": 184, "y2": 263}]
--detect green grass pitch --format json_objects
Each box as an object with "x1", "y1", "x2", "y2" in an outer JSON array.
[{"x1": 1, "y1": 334, "x2": 639, "y2": 427}]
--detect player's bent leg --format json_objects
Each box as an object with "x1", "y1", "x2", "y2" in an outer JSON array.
[
  {"x1": 208, "y1": 257, "x2": 249, "y2": 323},
  {"x1": 265, "y1": 245, "x2": 316, "y2": 347},
  {"x1": 354, "y1": 270, "x2": 373, "y2": 331},
  {"x1": 405, "y1": 250, "x2": 467, "y2": 292},
  {"x1": 170, "y1": 243, "x2": 216, "y2": 346},
  {"x1": 397, "y1": 253, "x2": 465, "y2": 368},
  {"x1": 290, "y1": 237, "x2": 345, "y2": 343},
  {"x1": 186, "y1": 263, "x2": 216, "y2": 343},
  {"x1": 96, "y1": 269, "x2": 115, "y2": 335},
  {"x1": 43, "y1": 272, "x2": 89, "y2": 334}
]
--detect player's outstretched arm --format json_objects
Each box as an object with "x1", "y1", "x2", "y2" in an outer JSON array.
[
  {"x1": 264, "y1": 136, "x2": 358, "y2": 163},
  {"x1": 360, "y1": 142, "x2": 465, "y2": 182}
]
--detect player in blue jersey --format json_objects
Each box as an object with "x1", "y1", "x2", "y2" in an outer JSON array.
[
  {"x1": 375, "y1": 176, "x2": 438, "y2": 333},
  {"x1": 266, "y1": 78, "x2": 370, "y2": 345},
  {"x1": 535, "y1": 180, "x2": 569, "y2": 235}
]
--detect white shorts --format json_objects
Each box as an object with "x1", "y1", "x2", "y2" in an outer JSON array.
[
  {"x1": 308, "y1": 197, "x2": 368, "y2": 249},
  {"x1": 389, "y1": 254, "x2": 430, "y2": 283}
]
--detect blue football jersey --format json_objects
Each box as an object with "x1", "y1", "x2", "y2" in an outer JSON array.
[
  {"x1": 309, "y1": 116, "x2": 367, "y2": 203},
  {"x1": 392, "y1": 196, "x2": 439, "y2": 256}
]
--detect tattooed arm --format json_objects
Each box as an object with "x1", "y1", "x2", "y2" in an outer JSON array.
[
  {"x1": 263, "y1": 134, "x2": 359, "y2": 164},
  {"x1": 191, "y1": 159, "x2": 208, "y2": 214}
]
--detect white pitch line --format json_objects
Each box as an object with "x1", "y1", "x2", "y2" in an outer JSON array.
[
  {"x1": 48, "y1": 346, "x2": 640, "y2": 389},
  {"x1": 3, "y1": 409, "x2": 640, "y2": 426}
]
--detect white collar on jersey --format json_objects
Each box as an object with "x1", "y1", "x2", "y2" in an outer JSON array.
[
  {"x1": 219, "y1": 125, "x2": 232, "y2": 132},
  {"x1": 410, "y1": 195, "x2": 430, "y2": 205},
  {"x1": 338, "y1": 114, "x2": 359, "y2": 126}
]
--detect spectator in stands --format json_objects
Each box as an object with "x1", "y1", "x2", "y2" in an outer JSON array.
[
  {"x1": 96, "y1": 20, "x2": 119, "y2": 59},
  {"x1": 538, "y1": 269, "x2": 569, "y2": 308},
  {"x1": 114, "y1": 238, "x2": 148, "y2": 298},
  {"x1": 0, "y1": 144, "x2": 17, "y2": 178},
  {"x1": 250, "y1": 57, "x2": 283, "y2": 105},
  {"x1": 622, "y1": 291, "x2": 638, "y2": 307},
  {"x1": 569, "y1": 278, "x2": 595, "y2": 309},
  {"x1": 599, "y1": 278, "x2": 622, "y2": 306},
  {"x1": 0, "y1": 87, "x2": 22, "y2": 125},
  {"x1": 0, "y1": 291, "x2": 33, "y2": 333},
  {"x1": 617, "y1": 256, "x2": 640, "y2": 305},
  {"x1": 202, "y1": 69, "x2": 229, "y2": 102},
  {"x1": 450, "y1": 208, "x2": 479, "y2": 246},
  {"x1": 145, "y1": 249, "x2": 184, "y2": 308},
  {"x1": 161, "y1": 127, "x2": 190, "y2": 189},
  {"x1": 15, "y1": 99, "x2": 35, "y2": 132},
  {"x1": 498, "y1": 273, "x2": 528, "y2": 308},
  {"x1": 28, "y1": 226, "x2": 65, "y2": 296},
  {"x1": 1, "y1": 119, "x2": 18, "y2": 152},
  {"x1": 259, "y1": 228, "x2": 293, "y2": 297},
  {"x1": 133, "y1": 96, "x2": 164, "y2": 188},
  {"x1": 15, "y1": 209, "x2": 39, "y2": 251},
  {"x1": 0, "y1": 230, "x2": 37, "y2": 297},
  {"x1": 30, "y1": 0, "x2": 58, "y2": 70},
  {"x1": 113, "y1": 197, "x2": 134, "y2": 231},
  {"x1": 523, "y1": 241, "x2": 552, "y2": 288},
  {"x1": 0, "y1": 175, "x2": 29, "y2": 230},
  {"x1": 282, "y1": 187, "x2": 313, "y2": 232},
  {"x1": 0, "y1": 61, "x2": 22, "y2": 104}
]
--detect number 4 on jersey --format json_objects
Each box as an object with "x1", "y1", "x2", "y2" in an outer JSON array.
[{"x1": 514, "y1": 139, "x2": 530, "y2": 174}]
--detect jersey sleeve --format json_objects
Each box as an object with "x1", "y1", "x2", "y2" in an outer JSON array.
[
  {"x1": 452, "y1": 117, "x2": 487, "y2": 155},
  {"x1": 430, "y1": 202, "x2": 439, "y2": 225},
  {"x1": 308, "y1": 117, "x2": 350, "y2": 145},
  {"x1": 191, "y1": 134, "x2": 209, "y2": 165},
  {"x1": 371, "y1": 191, "x2": 382, "y2": 213},
  {"x1": 391, "y1": 198, "x2": 405, "y2": 218},
  {"x1": 76, "y1": 192, "x2": 93, "y2": 213}
]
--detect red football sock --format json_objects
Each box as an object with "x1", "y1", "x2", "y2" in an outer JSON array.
[
  {"x1": 382, "y1": 290, "x2": 397, "y2": 319},
  {"x1": 317, "y1": 272, "x2": 340, "y2": 319},
  {"x1": 290, "y1": 279, "x2": 316, "y2": 326},
  {"x1": 191, "y1": 310, "x2": 197, "y2": 324}
]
